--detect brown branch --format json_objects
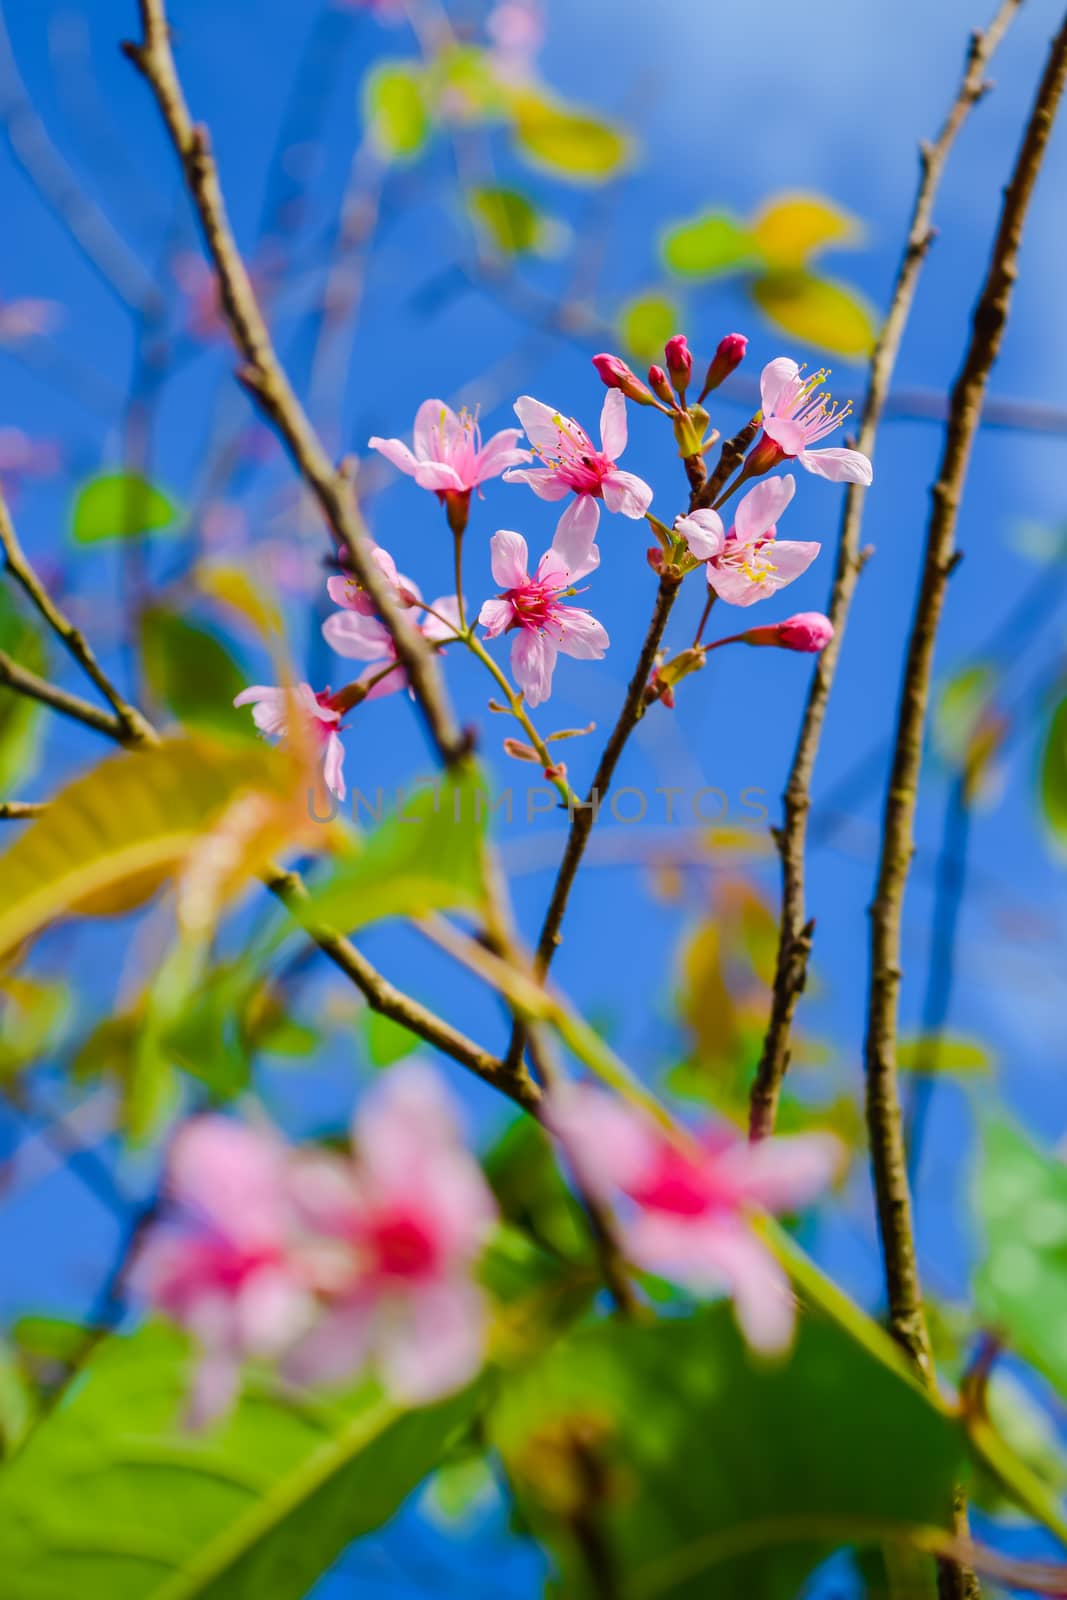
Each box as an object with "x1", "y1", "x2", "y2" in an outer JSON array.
[
  {"x1": 0, "y1": 799, "x2": 48, "y2": 820},
  {"x1": 0, "y1": 646, "x2": 140, "y2": 744},
  {"x1": 750, "y1": 0, "x2": 1024, "y2": 1144},
  {"x1": 123, "y1": 0, "x2": 469, "y2": 771}
]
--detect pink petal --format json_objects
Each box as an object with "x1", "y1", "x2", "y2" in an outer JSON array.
[
  {"x1": 322, "y1": 608, "x2": 393, "y2": 661},
  {"x1": 368, "y1": 435, "x2": 420, "y2": 478},
  {"x1": 236, "y1": 1267, "x2": 315, "y2": 1358},
  {"x1": 478, "y1": 597, "x2": 514, "y2": 637},
  {"x1": 379, "y1": 1279, "x2": 486, "y2": 1403},
  {"x1": 322, "y1": 731, "x2": 347, "y2": 801},
  {"x1": 555, "y1": 608, "x2": 609, "y2": 661},
  {"x1": 799, "y1": 447, "x2": 873, "y2": 486},
  {"x1": 545, "y1": 1084, "x2": 658, "y2": 1200},
  {"x1": 763, "y1": 416, "x2": 806, "y2": 457},
  {"x1": 513, "y1": 394, "x2": 567, "y2": 452},
  {"x1": 168, "y1": 1117, "x2": 289, "y2": 1247},
  {"x1": 359, "y1": 661, "x2": 405, "y2": 700},
  {"x1": 475, "y1": 427, "x2": 531, "y2": 481},
  {"x1": 284, "y1": 1298, "x2": 377, "y2": 1390},
  {"x1": 677, "y1": 509, "x2": 724, "y2": 562},
  {"x1": 511, "y1": 628, "x2": 557, "y2": 707},
  {"x1": 233, "y1": 685, "x2": 289, "y2": 736},
  {"x1": 413, "y1": 398, "x2": 457, "y2": 462},
  {"x1": 598, "y1": 387, "x2": 628, "y2": 459},
  {"x1": 705, "y1": 563, "x2": 771, "y2": 607},
  {"x1": 357, "y1": 1062, "x2": 465, "y2": 1186},
  {"x1": 695, "y1": 1221, "x2": 795, "y2": 1356},
  {"x1": 601, "y1": 469, "x2": 653, "y2": 519},
  {"x1": 718, "y1": 1133, "x2": 842, "y2": 1213},
  {"x1": 326, "y1": 574, "x2": 364, "y2": 611},
  {"x1": 551, "y1": 497, "x2": 600, "y2": 578},
  {"x1": 186, "y1": 1350, "x2": 242, "y2": 1430},
  {"x1": 421, "y1": 595, "x2": 463, "y2": 643},
  {"x1": 503, "y1": 466, "x2": 571, "y2": 502},
  {"x1": 764, "y1": 539, "x2": 821, "y2": 586},
  {"x1": 413, "y1": 461, "x2": 466, "y2": 493},
  {"x1": 759, "y1": 356, "x2": 800, "y2": 417},
  {"x1": 733, "y1": 474, "x2": 796, "y2": 545},
  {"x1": 489, "y1": 529, "x2": 530, "y2": 589}
]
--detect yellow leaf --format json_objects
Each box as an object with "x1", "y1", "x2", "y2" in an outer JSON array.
[
  {"x1": 751, "y1": 193, "x2": 863, "y2": 270},
  {"x1": 511, "y1": 91, "x2": 631, "y2": 183},
  {"x1": 751, "y1": 270, "x2": 878, "y2": 360},
  {"x1": 195, "y1": 561, "x2": 283, "y2": 642}
]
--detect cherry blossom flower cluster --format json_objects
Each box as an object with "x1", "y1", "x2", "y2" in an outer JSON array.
[
  {"x1": 130, "y1": 1062, "x2": 841, "y2": 1424},
  {"x1": 233, "y1": 332, "x2": 870, "y2": 802}
]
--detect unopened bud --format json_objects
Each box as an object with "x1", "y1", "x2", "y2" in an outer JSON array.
[
  {"x1": 700, "y1": 332, "x2": 748, "y2": 399},
  {"x1": 647, "y1": 364, "x2": 675, "y2": 407},
  {"x1": 740, "y1": 429, "x2": 787, "y2": 483},
  {"x1": 742, "y1": 612, "x2": 835, "y2": 653},
  {"x1": 592, "y1": 352, "x2": 656, "y2": 406},
  {"x1": 672, "y1": 404, "x2": 710, "y2": 460},
  {"x1": 664, "y1": 334, "x2": 693, "y2": 397}
]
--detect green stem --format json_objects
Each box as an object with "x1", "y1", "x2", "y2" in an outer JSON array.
[{"x1": 464, "y1": 631, "x2": 579, "y2": 808}]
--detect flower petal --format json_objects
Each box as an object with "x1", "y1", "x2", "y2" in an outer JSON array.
[
  {"x1": 413, "y1": 461, "x2": 466, "y2": 493},
  {"x1": 367, "y1": 435, "x2": 419, "y2": 478},
  {"x1": 599, "y1": 387, "x2": 628, "y2": 459},
  {"x1": 380, "y1": 1280, "x2": 487, "y2": 1403},
  {"x1": 284, "y1": 1299, "x2": 378, "y2": 1390},
  {"x1": 764, "y1": 539, "x2": 821, "y2": 587},
  {"x1": 489, "y1": 529, "x2": 530, "y2": 589},
  {"x1": 413, "y1": 398, "x2": 456, "y2": 462},
  {"x1": 759, "y1": 356, "x2": 800, "y2": 417},
  {"x1": 475, "y1": 427, "x2": 531, "y2": 481},
  {"x1": 513, "y1": 394, "x2": 567, "y2": 452},
  {"x1": 421, "y1": 595, "x2": 463, "y2": 643},
  {"x1": 601, "y1": 469, "x2": 653, "y2": 519},
  {"x1": 168, "y1": 1118, "x2": 290, "y2": 1246},
  {"x1": 233, "y1": 685, "x2": 289, "y2": 736},
  {"x1": 799, "y1": 447, "x2": 873, "y2": 485},
  {"x1": 677, "y1": 509, "x2": 725, "y2": 562},
  {"x1": 322, "y1": 609, "x2": 392, "y2": 661},
  {"x1": 322, "y1": 730, "x2": 346, "y2": 801},
  {"x1": 555, "y1": 607, "x2": 609, "y2": 660},
  {"x1": 718, "y1": 1133, "x2": 842, "y2": 1213},
  {"x1": 511, "y1": 628, "x2": 557, "y2": 707},
  {"x1": 545, "y1": 1084, "x2": 658, "y2": 1200},
  {"x1": 478, "y1": 596, "x2": 515, "y2": 637},
  {"x1": 503, "y1": 466, "x2": 571, "y2": 501},
  {"x1": 551, "y1": 496, "x2": 600, "y2": 578},
  {"x1": 733, "y1": 474, "x2": 796, "y2": 545}
]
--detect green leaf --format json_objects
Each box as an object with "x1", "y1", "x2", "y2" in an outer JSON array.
[
  {"x1": 897, "y1": 1035, "x2": 993, "y2": 1077},
  {"x1": 362, "y1": 1007, "x2": 421, "y2": 1067},
  {"x1": 750, "y1": 270, "x2": 878, "y2": 360},
  {"x1": 0, "y1": 1323, "x2": 479, "y2": 1600},
  {"x1": 140, "y1": 609, "x2": 251, "y2": 739},
  {"x1": 492, "y1": 1306, "x2": 963, "y2": 1599},
  {"x1": 364, "y1": 61, "x2": 430, "y2": 161},
  {"x1": 660, "y1": 212, "x2": 760, "y2": 279},
  {"x1": 617, "y1": 292, "x2": 682, "y2": 365},
  {"x1": 1039, "y1": 693, "x2": 1067, "y2": 851},
  {"x1": 0, "y1": 586, "x2": 47, "y2": 793},
  {"x1": 933, "y1": 664, "x2": 996, "y2": 769},
  {"x1": 468, "y1": 185, "x2": 545, "y2": 255},
  {"x1": 72, "y1": 472, "x2": 180, "y2": 544},
  {"x1": 0, "y1": 1343, "x2": 33, "y2": 1458},
  {"x1": 483, "y1": 1117, "x2": 588, "y2": 1263},
  {"x1": 303, "y1": 765, "x2": 488, "y2": 933},
  {"x1": 750, "y1": 193, "x2": 862, "y2": 270},
  {"x1": 0, "y1": 975, "x2": 70, "y2": 1079},
  {"x1": 512, "y1": 92, "x2": 630, "y2": 183},
  {"x1": 976, "y1": 1117, "x2": 1067, "y2": 1401}
]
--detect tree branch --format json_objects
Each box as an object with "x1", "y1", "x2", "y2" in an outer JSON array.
[
  {"x1": 750, "y1": 0, "x2": 1024, "y2": 1143},
  {"x1": 0, "y1": 646, "x2": 140, "y2": 744}
]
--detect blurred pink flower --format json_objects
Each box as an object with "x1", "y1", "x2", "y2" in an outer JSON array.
[
  {"x1": 0, "y1": 428, "x2": 61, "y2": 499},
  {"x1": 322, "y1": 590, "x2": 462, "y2": 700},
  {"x1": 173, "y1": 251, "x2": 228, "y2": 343},
  {"x1": 479, "y1": 511, "x2": 607, "y2": 708},
  {"x1": 233, "y1": 682, "x2": 348, "y2": 800},
  {"x1": 0, "y1": 298, "x2": 62, "y2": 342},
  {"x1": 128, "y1": 1118, "x2": 316, "y2": 1427},
  {"x1": 677, "y1": 475, "x2": 820, "y2": 607},
  {"x1": 757, "y1": 358, "x2": 873, "y2": 484},
  {"x1": 548, "y1": 1086, "x2": 841, "y2": 1354},
  {"x1": 487, "y1": 1, "x2": 544, "y2": 81},
  {"x1": 326, "y1": 545, "x2": 420, "y2": 616},
  {"x1": 285, "y1": 1064, "x2": 497, "y2": 1403},
  {"x1": 369, "y1": 401, "x2": 529, "y2": 499},
  {"x1": 505, "y1": 389, "x2": 653, "y2": 537},
  {"x1": 333, "y1": 0, "x2": 406, "y2": 19}
]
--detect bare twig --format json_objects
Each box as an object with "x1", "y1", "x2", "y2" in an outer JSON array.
[
  {"x1": 124, "y1": 0, "x2": 469, "y2": 771},
  {"x1": 750, "y1": 0, "x2": 1024, "y2": 1143},
  {"x1": 0, "y1": 646, "x2": 139, "y2": 744},
  {"x1": 0, "y1": 799, "x2": 48, "y2": 819}
]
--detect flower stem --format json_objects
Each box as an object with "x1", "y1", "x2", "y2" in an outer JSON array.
[
  {"x1": 453, "y1": 526, "x2": 467, "y2": 634},
  {"x1": 463, "y1": 631, "x2": 578, "y2": 807},
  {"x1": 691, "y1": 589, "x2": 717, "y2": 649}
]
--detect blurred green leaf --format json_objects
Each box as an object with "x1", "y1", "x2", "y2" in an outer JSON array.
[
  {"x1": 0, "y1": 1322, "x2": 479, "y2": 1599},
  {"x1": 483, "y1": 1117, "x2": 588, "y2": 1263},
  {"x1": 141, "y1": 608, "x2": 251, "y2": 738},
  {"x1": 617, "y1": 292, "x2": 682, "y2": 365},
  {"x1": 0, "y1": 1344, "x2": 32, "y2": 1459},
  {"x1": 71, "y1": 472, "x2": 180, "y2": 544},
  {"x1": 468, "y1": 185, "x2": 545, "y2": 255},
  {"x1": 934, "y1": 664, "x2": 996, "y2": 769},
  {"x1": 897, "y1": 1035, "x2": 993, "y2": 1077},
  {"x1": 0, "y1": 974, "x2": 69, "y2": 1079},
  {"x1": 750, "y1": 270, "x2": 877, "y2": 359},
  {"x1": 971, "y1": 1368, "x2": 1067, "y2": 1520},
  {"x1": 491, "y1": 1306, "x2": 963, "y2": 1599},
  {"x1": 1039, "y1": 693, "x2": 1067, "y2": 851},
  {"x1": 73, "y1": 1009, "x2": 178, "y2": 1141},
  {"x1": 304, "y1": 766, "x2": 488, "y2": 933},
  {"x1": 430, "y1": 44, "x2": 509, "y2": 123},
  {"x1": 0, "y1": 586, "x2": 47, "y2": 793},
  {"x1": 362, "y1": 1007, "x2": 421, "y2": 1067},
  {"x1": 976, "y1": 1118, "x2": 1067, "y2": 1401},
  {"x1": 750, "y1": 193, "x2": 862, "y2": 269},
  {"x1": 512, "y1": 92, "x2": 630, "y2": 182},
  {"x1": 661, "y1": 212, "x2": 760, "y2": 279},
  {"x1": 364, "y1": 60, "x2": 431, "y2": 161}
]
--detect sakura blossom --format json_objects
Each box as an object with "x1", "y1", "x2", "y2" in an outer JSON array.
[
  {"x1": 285, "y1": 1064, "x2": 498, "y2": 1403},
  {"x1": 322, "y1": 590, "x2": 462, "y2": 700},
  {"x1": 504, "y1": 389, "x2": 653, "y2": 536},
  {"x1": 368, "y1": 400, "x2": 530, "y2": 504},
  {"x1": 548, "y1": 1085, "x2": 841, "y2": 1354},
  {"x1": 128, "y1": 1118, "x2": 316, "y2": 1427},
  {"x1": 740, "y1": 611, "x2": 835, "y2": 653},
  {"x1": 701, "y1": 332, "x2": 748, "y2": 398},
  {"x1": 478, "y1": 512, "x2": 608, "y2": 707},
  {"x1": 326, "y1": 544, "x2": 421, "y2": 616},
  {"x1": 233, "y1": 682, "x2": 348, "y2": 800},
  {"x1": 755, "y1": 358, "x2": 873, "y2": 485},
  {"x1": 678, "y1": 475, "x2": 820, "y2": 607}
]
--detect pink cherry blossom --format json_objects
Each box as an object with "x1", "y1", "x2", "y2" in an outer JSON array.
[
  {"x1": 233, "y1": 682, "x2": 348, "y2": 800},
  {"x1": 368, "y1": 400, "x2": 530, "y2": 499},
  {"x1": 322, "y1": 591, "x2": 462, "y2": 700},
  {"x1": 741, "y1": 611, "x2": 835, "y2": 652},
  {"x1": 548, "y1": 1086, "x2": 841, "y2": 1355},
  {"x1": 478, "y1": 510, "x2": 608, "y2": 707},
  {"x1": 757, "y1": 358, "x2": 873, "y2": 484},
  {"x1": 285, "y1": 1064, "x2": 498, "y2": 1403},
  {"x1": 677, "y1": 475, "x2": 820, "y2": 607},
  {"x1": 504, "y1": 389, "x2": 653, "y2": 537},
  {"x1": 0, "y1": 298, "x2": 62, "y2": 343},
  {"x1": 701, "y1": 332, "x2": 748, "y2": 398},
  {"x1": 0, "y1": 427, "x2": 61, "y2": 498},
  {"x1": 128, "y1": 1118, "x2": 316, "y2": 1426},
  {"x1": 326, "y1": 545, "x2": 420, "y2": 617}
]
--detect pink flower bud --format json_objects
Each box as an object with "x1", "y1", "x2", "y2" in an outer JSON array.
[
  {"x1": 742, "y1": 429, "x2": 787, "y2": 482},
  {"x1": 592, "y1": 352, "x2": 656, "y2": 406},
  {"x1": 664, "y1": 334, "x2": 692, "y2": 396},
  {"x1": 700, "y1": 332, "x2": 748, "y2": 398},
  {"x1": 647, "y1": 364, "x2": 675, "y2": 407},
  {"x1": 742, "y1": 612, "x2": 835, "y2": 653}
]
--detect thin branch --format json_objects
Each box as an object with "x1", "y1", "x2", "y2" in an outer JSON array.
[
  {"x1": 865, "y1": 4, "x2": 1067, "y2": 1389},
  {"x1": 0, "y1": 646, "x2": 138, "y2": 743},
  {"x1": 124, "y1": 1, "x2": 470, "y2": 771},
  {"x1": 0, "y1": 799, "x2": 47, "y2": 819},
  {"x1": 750, "y1": 0, "x2": 1024, "y2": 1143}
]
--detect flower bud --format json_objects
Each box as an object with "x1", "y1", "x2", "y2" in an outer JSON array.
[
  {"x1": 647, "y1": 364, "x2": 675, "y2": 407},
  {"x1": 700, "y1": 332, "x2": 748, "y2": 399},
  {"x1": 592, "y1": 352, "x2": 656, "y2": 406},
  {"x1": 740, "y1": 429, "x2": 786, "y2": 483},
  {"x1": 742, "y1": 612, "x2": 834, "y2": 653},
  {"x1": 672, "y1": 404, "x2": 709, "y2": 460},
  {"x1": 664, "y1": 334, "x2": 693, "y2": 397}
]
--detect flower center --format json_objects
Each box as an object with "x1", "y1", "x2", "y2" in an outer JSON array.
[{"x1": 364, "y1": 1212, "x2": 439, "y2": 1280}]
